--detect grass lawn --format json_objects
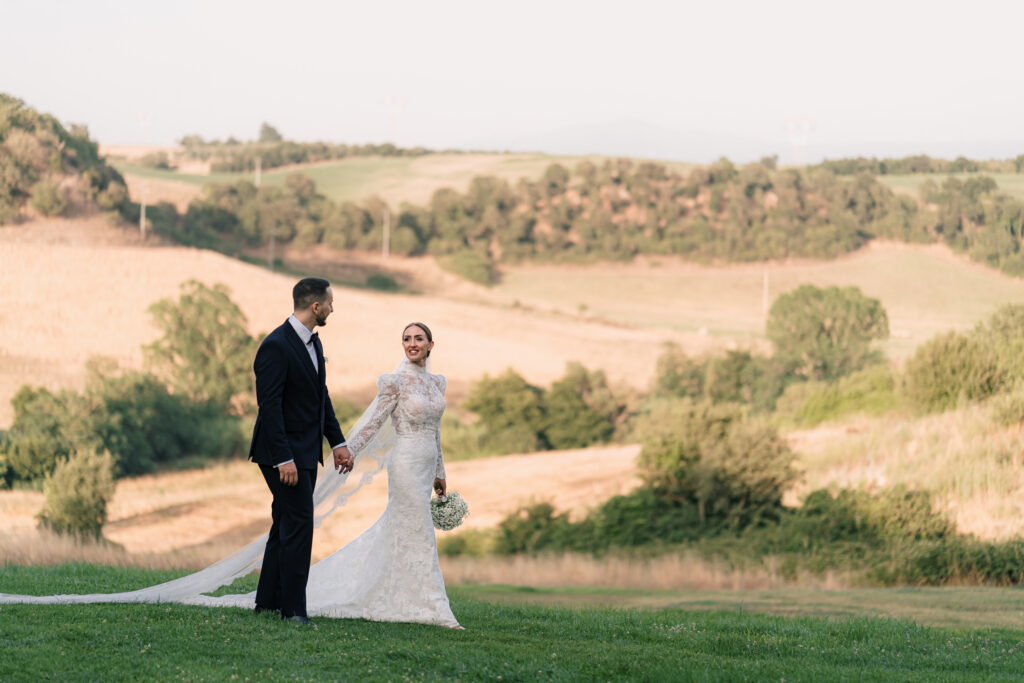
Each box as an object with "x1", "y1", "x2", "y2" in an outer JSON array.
[
  {"x1": 2, "y1": 564, "x2": 1023, "y2": 681},
  {"x1": 877, "y1": 172, "x2": 1024, "y2": 200}
]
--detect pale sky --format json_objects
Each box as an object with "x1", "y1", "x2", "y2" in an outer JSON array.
[{"x1": 2, "y1": 0, "x2": 1022, "y2": 163}]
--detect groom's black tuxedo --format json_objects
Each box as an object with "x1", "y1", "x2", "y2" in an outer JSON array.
[
  {"x1": 250, "y1": 319, "x2": 345, "y2": 619},
  {"x1": 249, "y1": 320, "x2": 345, "y2": 470}
]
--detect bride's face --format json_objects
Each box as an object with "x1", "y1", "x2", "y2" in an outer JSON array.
[{"x1": 402, "y1": 325, "x2": 433, "y2": 366}]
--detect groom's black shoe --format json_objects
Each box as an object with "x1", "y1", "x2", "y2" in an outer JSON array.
[
  {"x1": 283, "y1": 615, "x2": 318, "y2": 629},
  {"x1": 254, "y1": 605, "x2": 280, "y2": 616}
]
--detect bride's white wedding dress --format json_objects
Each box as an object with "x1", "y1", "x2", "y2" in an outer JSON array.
[{"x1": 0, "y1": 358, "x2": 460, "y2": 628}]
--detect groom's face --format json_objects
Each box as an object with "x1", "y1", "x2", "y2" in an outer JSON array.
[{"x1": 312, "y1": 287, "x2": 334, "y2": 327}]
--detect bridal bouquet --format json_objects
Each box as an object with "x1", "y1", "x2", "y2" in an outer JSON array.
[{"x1": 430, "y1": 491, "x2": 469, "y2": 531}]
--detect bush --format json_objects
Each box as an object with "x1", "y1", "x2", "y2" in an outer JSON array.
[
  {"x1": 543, "y1": 367, "x2": 614, "y2": 450},
  {"x1": 28, "y1": 177, "x2": 68, "y2": 216},
  {"x1": 36, "y1": 449, "x2": 116, "y2": 540},
  {"x1": 777, "y1": 364, "x2": 899, "y2": 426},
  {"x1": 636, "y1": 400, "x2": 797, "y2": 529},
  {"x1": 0, "y1": 386, "x2": 79, "y2": 484},
  {"x1": 82, "y1": 364, "x2": 244, "y2": 475},
  {"x1": 440, "y1": 251, "x2": 497, "y2": 286},
  {"x1": 653, "y1": 343, "x2": 705, "y2": 398},
  {"x1": 365, "y1": 273, "x2": 400, "y2": 291},
  {"x1": 437, "y1": 528, "x2": 495, "y2": 557},
  {"x1": 902, "y1": 330, "x2": 1004, "y2": 412},
  {"x1": 493, "y1": 502, "x2": 580, "y2": 554}
]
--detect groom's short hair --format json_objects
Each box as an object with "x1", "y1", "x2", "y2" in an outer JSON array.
[{"x1": 293, "y1": 277, "x2": 331, "y2": 310}]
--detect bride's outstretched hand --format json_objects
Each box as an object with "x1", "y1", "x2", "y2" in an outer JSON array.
[{"x1": 433, "y1": 478, "x2": 447, "y2": 497}]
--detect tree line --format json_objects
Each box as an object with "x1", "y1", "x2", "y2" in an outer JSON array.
[
  {"x1": 173, "y1": 122, "x2": 441, "y2": 173},
  {"x1": 154, "y1": 155, "x2": 1024, "y2": 283},
  {"x1": 814, "y1": 153, "x2": 1024, "y2": 176}
]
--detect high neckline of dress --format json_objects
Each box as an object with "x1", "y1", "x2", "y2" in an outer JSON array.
[{"x1": 398, "y1": 357, "x2": 428, "y2": 374}]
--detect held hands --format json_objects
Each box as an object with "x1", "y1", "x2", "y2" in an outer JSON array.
[
  {"x1": 278, "y1": 461, "x2": 299, "y2": 487},
  {"x1": 333, "y1": 445, "x2": 354, "y2": 474},
  {"x1": 433, "y1": 477, "x2": 447, "y2": 497}
]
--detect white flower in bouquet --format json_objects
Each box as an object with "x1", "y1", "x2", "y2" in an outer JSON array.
[{"x1": 430, "y1": 491, "x2": 469, "y2": 531}]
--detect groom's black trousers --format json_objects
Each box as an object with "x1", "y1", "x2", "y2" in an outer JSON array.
[{"x1": 255, "y1": 464, "x2": 318, "y2": 618}]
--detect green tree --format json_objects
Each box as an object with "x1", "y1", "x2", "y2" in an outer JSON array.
[
  {"x1": 144, "y1": 280, "x2": 257, "y2": 413},
  {"x1": 543, "y1": 363, "x2": 615, "y2": 449},
  {"x1": 767, "y1": 285, "x2": 889, "y2": 381},
  {"x1": 36, "y1": 449, "x2": 116, "y2": 540},
  {"x1": 0, "y1": 386, "x2": 80, "y2": 485},
  {"x1": 464, "y1": 369, "x2": 547, "y2": 452},
  {"x1": 258, "y1": 122, "x2": 283, "y2": 143}
]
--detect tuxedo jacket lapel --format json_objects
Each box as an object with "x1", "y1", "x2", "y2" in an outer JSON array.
[
  {"x1": 313, "y1": 336, "x2": 326, "y2": 389},
  {"x1": 282, "y1": 322, "x2": 319, "y2": 385}
]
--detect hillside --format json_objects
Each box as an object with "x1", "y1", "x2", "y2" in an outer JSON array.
[
  {"x1": 104, "y1": 149, "x2": 624, "y2": 209},
  {"x1": 0, "y1": 217, "x2": 671, "y2": 427}
]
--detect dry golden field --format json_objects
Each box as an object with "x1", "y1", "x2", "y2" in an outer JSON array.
[{"x1": 0, "y1": 216, "x2": 672, "y2": 427}]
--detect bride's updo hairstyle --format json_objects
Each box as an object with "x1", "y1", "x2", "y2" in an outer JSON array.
[{"x1": 403, "y1": 322, "x2": 433, "y2": 358}]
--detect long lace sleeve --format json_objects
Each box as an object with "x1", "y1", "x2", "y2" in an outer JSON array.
[
  {"x1": 346, "y1": 374, "x2": 399, "y2": 455},
  {"x1": 434, "y1": 375, "x2": 447, "y2": 479}
]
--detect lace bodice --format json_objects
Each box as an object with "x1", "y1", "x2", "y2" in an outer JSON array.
[{"x1": 347, "y1": 358, "x2": 447, "y2": 479}]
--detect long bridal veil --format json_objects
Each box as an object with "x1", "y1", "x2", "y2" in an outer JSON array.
[{"x1": 0, "y1": 390, "x2": 398, "y2": 606}]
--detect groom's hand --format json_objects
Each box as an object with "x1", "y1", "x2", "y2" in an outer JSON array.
[
  {"x1": 278, "y1": 461, "x2": 298, "y2": 486},
  {"x1": 333, "y1": 445, "x2": 354, "y2": 474}
]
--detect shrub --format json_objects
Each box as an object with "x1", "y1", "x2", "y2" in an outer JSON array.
[
  {"x1": 82, "y1": 364, "x2": 244, "y2": 475},
  {"x1": 1, "y1": 386, "x2": 79, "y2": 484},
  {"x1": 437, "y1": 528, "x2": 495, "y2": 557},
  {"x1": 493, "y1": 502, "x2": 579, "y2": 554},
  {"x1": 543, "y1": 370, "x2": 614, "y2": 450},
  {"x1": 653, "y1": 343, "x2": 705, "y2": 398},
  {"x1": 902, "y1": 330, "x2": 1004, "y2": 412},
  {"x1": 636, "y1": 400, "x2": 797, "y2": 529},
  {"x1": 365, "y1": 273, "x2": 400, "y2": 291},
  {"x1": 28, "y1": 177, "x2": 68, "y2": 216},
  {"x1": 778, "y1": 364, "x2": 899, "y2": 426},
  {"x1": 440, "y1": 251, "x2": 497, "y2": 286},
  {"x1": 36, "y1": 449, "x2": 116, "y2": 539}
]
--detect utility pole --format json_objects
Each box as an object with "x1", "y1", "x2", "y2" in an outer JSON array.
[
  {"x1": 268, "y1": 221, "x2": 276, "y2": 271},
  {"x1": 139, "y1": 180, "x2": 148, "y2": 239},
  {"x1": 762, "y1": 268, "x2": 770, "y2": 320},
  {"x1": 382, "y1": 204, "x2": 390, "y2": 258}
]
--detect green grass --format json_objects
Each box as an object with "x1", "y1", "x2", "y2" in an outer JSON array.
[
  {"x1": 496, "y1": 243, "x2": 1024, "y2": 360},
  {"x1": 114, "y1": 154, "x2": 597, "y2": 207},
  {"x1": 115, "y1": 153, "x2": 696, "y2": 208},
  {"x1": 877, "y1": 172, "x2": 1024, "y2": 200},
  {"x1": 3, "y1": 564, "x2": 1024, "y2": 681}
]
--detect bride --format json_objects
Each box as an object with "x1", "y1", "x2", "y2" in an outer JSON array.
[{"x1": 0, "y1": 322, "x2": 462, "y2": 629}]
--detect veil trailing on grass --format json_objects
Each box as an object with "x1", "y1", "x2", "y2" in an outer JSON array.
[{"x1": 0, "y1": 390, "x2": 397, "y2": 607}]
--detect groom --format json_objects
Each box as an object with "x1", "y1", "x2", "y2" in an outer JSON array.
[{"x1": 249, "y1": 277, "x2": 354, "y2": 627}]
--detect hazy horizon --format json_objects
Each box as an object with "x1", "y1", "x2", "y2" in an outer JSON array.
[{"x1": 3, "y1": 0, "x2": 1023, "y2": 164}]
